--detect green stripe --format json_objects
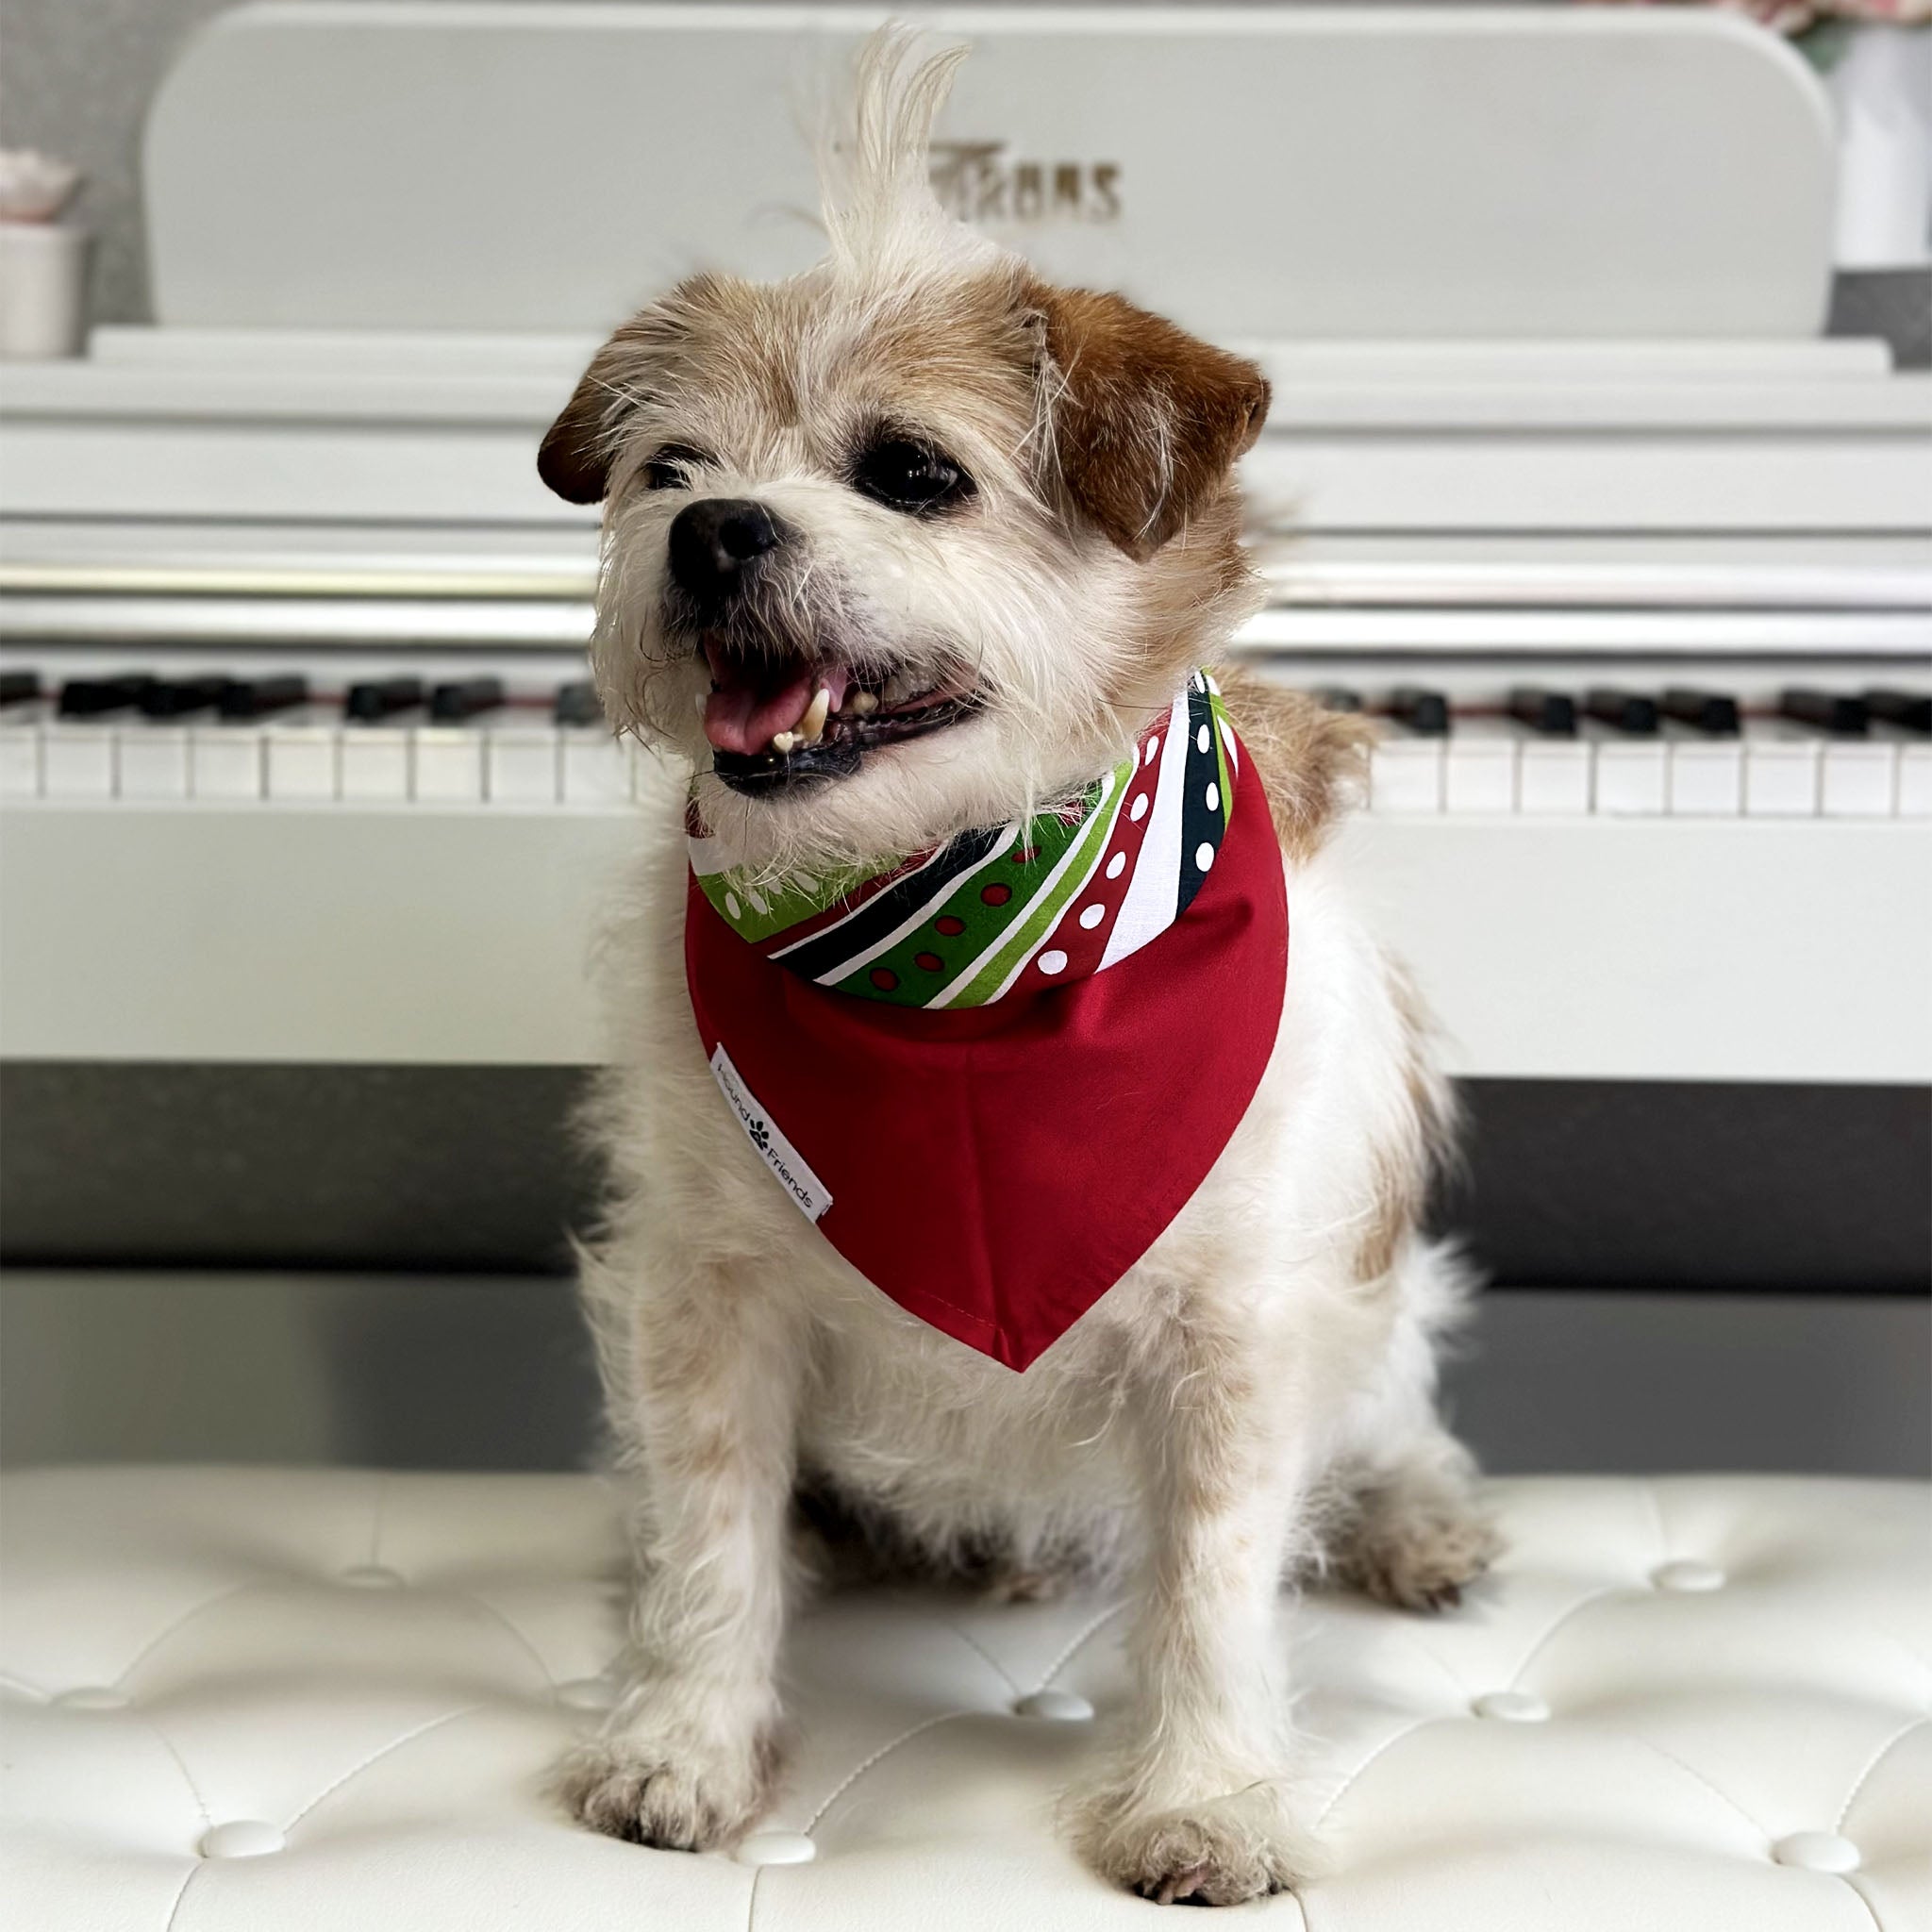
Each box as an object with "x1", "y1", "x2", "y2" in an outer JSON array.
[
  {"x1": 945, "y1": 758, "x2": 1132, "y2": 1005},
  {"x1": 698, "y1": 859, "x2": 885, "y2": 944},
  {"x1": 816, "y1": 824, "x2": 1029, "y2": 1004},
  {"x1": 1208, "y1": 687, "x2": 1233, "y2": 832}
]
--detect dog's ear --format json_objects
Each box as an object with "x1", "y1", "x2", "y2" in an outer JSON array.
[
  {"x1": 538, "y1": 295, "x2": 696, "y2": 505},
  {"x1": 537, "y1": 355, "x2": 625, "y2": 506},
  {"x1": 1028, "y1": 286, "x2": 1270, "y2": 561},
  {"x1": 541, "y1": 322, "x2": 666, "y2": 505}
]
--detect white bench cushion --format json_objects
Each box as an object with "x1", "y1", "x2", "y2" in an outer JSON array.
[{"x1": 1, "y1": 1468, "x2": 1925, "y2": 1930}]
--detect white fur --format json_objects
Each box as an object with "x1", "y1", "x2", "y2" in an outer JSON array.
[{"x1": 553, "y1": 34, "x2": 1495, "y2": 1906}]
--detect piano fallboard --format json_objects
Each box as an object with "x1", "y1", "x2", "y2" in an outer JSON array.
[{"x1": 1, "y1": 795, "x2": 1925, "y2": 1085}]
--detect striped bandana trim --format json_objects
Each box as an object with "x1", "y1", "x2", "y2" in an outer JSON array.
[{"x1": 691, "y1": 671, "x2": 1238, "y2": 1009}]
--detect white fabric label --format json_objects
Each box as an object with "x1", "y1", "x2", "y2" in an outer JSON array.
[{"x1": 708, "y1": 1045, "x2": 833, "y2": 1223}]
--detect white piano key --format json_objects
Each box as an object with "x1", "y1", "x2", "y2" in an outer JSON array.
[
  {"x1": 42, "y1": 726, "x2": 117, "y2": 799},
  {"x1": 412, "y1": 726, "x2": 485, "y2": 802},
  {"x1": 340, "y1": 727, "x2": 411, "y2": 802},
  {"x1": 1, "y1": 722, "x2": 43, "y2": 798},
  {"x1": 561, "y1": 729, "x2": 633, "y2": 806},
  {"x1": 1441, "y1": 724, "x2": 1518, "y2": 814},
  {"x1": 1742, "y1": 725, "x2": 1821, "y2": 817},
  {"x1": 1588, "y1": 733, "x2": 1667, "y2": 815},
  {"x1": 116, "y1": 725, "x2": 192, "y2": 800},
  {"x1": 1516, "y1": 737, "x2": 1591, "y2": 815},
  {"x1": 1368, "y1": 737, "x2": 1443, "y2": 813},
  {"x1": 1666, "y1": 736, "x2": 1744, "y2": 816},
  {"x1": 1898, "y1": 744, "x2": 1932, "y2": 820},
  {"x1": 1819, "y1": 740, "x2": 1897, "y2": 818},
  {"x1": 265, "y1": 722, "x2": 340, "y2": 801},
  {"x1": 191, "y1": 726, "x2": 265, "y2": 801},
  {"x1": 486, "y1": 727, "x2": 562, "y2": 805}
]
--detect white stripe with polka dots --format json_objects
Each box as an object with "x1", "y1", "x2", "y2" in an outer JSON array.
[{"x1": 1099, "y1": 689, "x2": 1191, "y2": 971}]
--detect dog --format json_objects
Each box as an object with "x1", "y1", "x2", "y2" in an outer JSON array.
[{"x1": 539, "y1": 35, "x2": 1498, "y2": 1907}]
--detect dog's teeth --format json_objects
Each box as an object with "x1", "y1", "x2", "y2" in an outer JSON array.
[
  {"x1": 694, "y1": 691, "x2": 708, "y2": 718},
  {"x1": 769, "y1": 730, "x2": 799, "y2": 755},
  {"x1": 849, "y1": 691, "x2": 879, "y2": 716},
  {"x1": 799, "y1": 687, "x2": 831, "y2": 745}
]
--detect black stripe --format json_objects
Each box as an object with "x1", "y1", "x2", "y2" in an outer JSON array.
[
  {"x1": 774, "y1": 824, "x2": 1011, "y2": 982},
  {"x1": 1174, "y1": 681, "x2": 1224, "y2": 919}
]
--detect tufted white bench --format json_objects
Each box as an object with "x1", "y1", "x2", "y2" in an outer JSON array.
[{"x1": 2, "y1": 1467, "x2": 1925, "y2": 1931}]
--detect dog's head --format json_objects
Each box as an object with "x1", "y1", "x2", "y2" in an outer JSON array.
[{"x1": 541, "y1": 39, "x2": 1268, "y2": 873}]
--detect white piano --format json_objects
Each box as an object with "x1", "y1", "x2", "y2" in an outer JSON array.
[{"x1": 2, "y1": 0, "x2": 1927, "y2": 1108}]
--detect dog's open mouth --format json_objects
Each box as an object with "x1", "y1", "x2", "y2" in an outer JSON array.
[{"x1": 701, "y1": 636, "x2": 976, "y2": 794}]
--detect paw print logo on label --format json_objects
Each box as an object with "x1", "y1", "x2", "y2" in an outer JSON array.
[{"x1": 708, "y1": 1046, "x2": 834, "y2": 1224}]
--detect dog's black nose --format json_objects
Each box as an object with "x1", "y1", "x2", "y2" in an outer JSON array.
[{"x1": 668, "y1": 498, "x2": 785, "y2": 599}]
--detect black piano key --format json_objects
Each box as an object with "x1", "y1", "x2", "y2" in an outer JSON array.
[
  {"x1": 1388, "y1": 686, "x2": 1449, "y2": 736},
  {"x1": 553, "y1": 680, "x2": 604, "y2": 726},
  {"x1": 218, "y1": 675, "x2": 309, "y2": 720},
  {"x1": 58, "y1": 675, "x2": 156, "y2": 717},
  {"x1": 0, "y1": 671, "x2": 41, "y2": 706},
  {"x1": 429, "y1": 676, "x2": 506, "y2": 722},
  {"x1": 345, "y1": 675, "x2": 425, "y2": 722},
  {"x1": 1585, "y1": 688, "x2": 1659, "y2": 736},
  {"x1": 1863, "y1": 689, "x2": 1931, "y2": 735},
  {"x1": 139, "y1": 675, "x2": 230, "y2": 718},
  {"x1": 1507, "y1": 687, "x2": 1576, "y2": 737},
  {"x1": 1661, "y1": 688, "x2": 1741, "y2": 737},
  {"x1": 1779, "y1": 689, "x2": 1867, "y2": 738},
  {"x1": 1311, "y1": 686, "x2": 1362, "y2": 714}
]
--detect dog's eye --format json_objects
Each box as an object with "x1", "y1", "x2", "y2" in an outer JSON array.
[
  {"x1": 853, "y1": 438, "x2": 973, "y2": 515},
  {"x1": 642, "y1": 443, "x2": 706, "y2": 491}
]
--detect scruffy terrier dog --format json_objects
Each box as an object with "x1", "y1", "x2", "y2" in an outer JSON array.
[{"x1": 541, "y1": 38, "x2": 1498, "y2": 1907}]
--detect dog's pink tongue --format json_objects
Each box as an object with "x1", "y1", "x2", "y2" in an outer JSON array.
[{"x1": 703, "y1": 662, "x2": 850, "y2": 755}]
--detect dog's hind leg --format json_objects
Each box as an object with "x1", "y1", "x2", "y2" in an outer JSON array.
[
  {"x1": 1319, "y1": 1239, "x2": 1500, "y2": 1613},
  {"x1": 1324, "y1": 1430, "x2": 1501, "y2": 1612}
]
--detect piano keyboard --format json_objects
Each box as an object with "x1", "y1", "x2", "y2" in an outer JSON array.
[
  {"x1": 0, "y1": 669, "x2": 638, "y2": 808},
  {"x1": 1354, "y1": 684, "x2": 1932, "y2": 820},
  {"x1": 2, "y1": 667, "x2": 1926, "y2": 818}
]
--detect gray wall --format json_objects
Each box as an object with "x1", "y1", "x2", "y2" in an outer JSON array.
[{"x1": 5, "y1": 1271, "x2": 1926, "y2": 1477}]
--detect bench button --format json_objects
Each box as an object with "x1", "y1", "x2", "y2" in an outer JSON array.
[
  {"x1": 200, "y1": 1821, "x2": 285, "y2": 1859},
  {"x1": 1774, "y1": 1833, "x2": 1860, "y2": 1874},
  {"x1": 1651, "y1": 1559, "x2": 1725, "y2": 1592},
  {"x1": 1014, "y1": 1690, "x2": 1093, "y2": 1722},
  {"x1": 1472, "y1": 1691, "x2": 1548, "y2": 1723},
  {"x1": 341, "y1": 1564, "x2": 405, "y2": 1589}
]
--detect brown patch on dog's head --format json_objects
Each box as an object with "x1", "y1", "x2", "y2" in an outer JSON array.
[{"x1": 1027, "y1": 284, "x2": 1270, "y2": 561}]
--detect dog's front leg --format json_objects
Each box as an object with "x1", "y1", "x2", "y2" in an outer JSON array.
[
  {"x1": 1067, "y1": 1307, "x2": 1321, "y2": 1906},
  {"x1": 560, "y1": 1255, "x2": 803, "y2": 1852}
]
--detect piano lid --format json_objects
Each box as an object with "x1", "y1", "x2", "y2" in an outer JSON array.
[{"x1": 145, "y1": 3, "x2": 1838, "y2": 341}]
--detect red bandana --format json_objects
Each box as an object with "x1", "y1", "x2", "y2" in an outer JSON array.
[{"x1": 684, "y1": 677, "x2": 1289, "y2": 1370}]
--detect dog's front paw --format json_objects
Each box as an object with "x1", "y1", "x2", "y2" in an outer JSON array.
[
  {"x1": 556, "y1": 1729, "x2": 778, "y2": 1852},
  {"x1": 1066, "y1": 1779, "x2": 1323, "y2": 1907}
]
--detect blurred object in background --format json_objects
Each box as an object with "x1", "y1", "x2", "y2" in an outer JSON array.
[
  {"x1": 1824, "y1": 21, "x2": 1932, "y2": 266},
  {"x1": 0, "y1": 148, "x2": 88, "y2": 358},
  {"x1": 1595, "y1": 0, "x2": 1929, "y2": 37}
]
